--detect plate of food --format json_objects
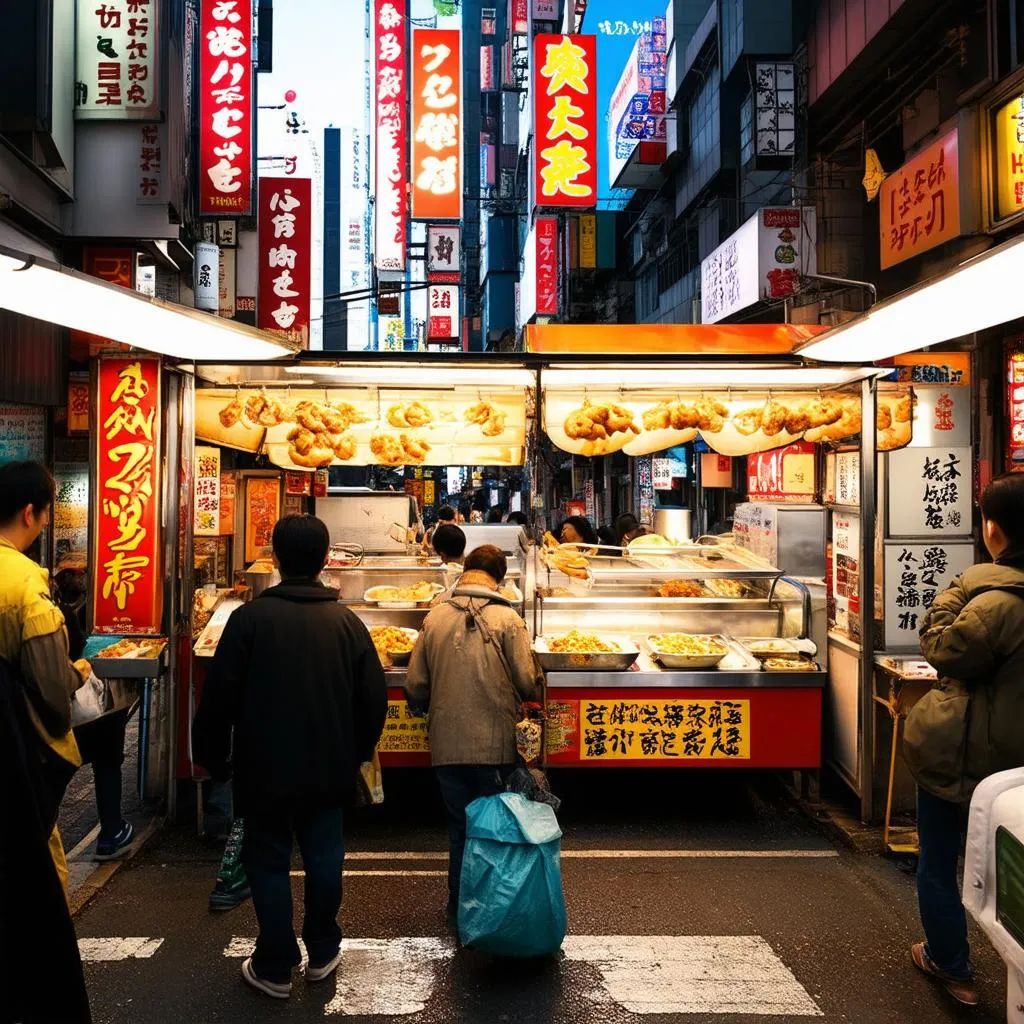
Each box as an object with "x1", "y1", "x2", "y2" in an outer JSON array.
[
  {"x1": 762, "y1": 655, "x2": 819, "y2": 672},
  {"x1": 647, "y1": 633, "x2": 730, "y2": 669},
  {"x1": 704, "y1": 578, "x2": 751, "y2": 599},
  {"x1": 655, "y1": 579, "x2": 706, "y2": 599},
  {"x1": 533, "y1": 630, "x2": 639, "y2": 671},
  {"x1": 370, "y1": 626, "x2": 419, "y2": 668},
  {"x1": 363, "y1": 582, "x2": 445, "y2": 608},
  {"x1": 736, "y1": 637, "x2": 802, "y2": 659}
]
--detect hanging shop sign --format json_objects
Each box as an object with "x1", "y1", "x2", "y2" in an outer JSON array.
[
  {"x1": 198, "y1": 0, "x2": 253, "y2": 215},
  {"x1": 879, "y1": 128, "x2": 960, "y2": 269},
  {"x1": 536, "y1": 216, "x2": 559, "y2": 315},
  {"x1": 382, "y1": 317, "x2": 405, "y2": 351},
  {"x1": 427, "y1": 285, "x2": 460, "y2": 341},
  {"x1": 75, "y1": 0, "x2": 160, "y2": 119},
  {"x1": 373, "y1": 0, "x2": 408, "y2": 270},
  {"x1": 93, "y1": 357, "x2": 163, "y2": 634},
  {"x1": 533, "y1": 0, "x2": 558, "y2": 18},
  {"x1": 411, "y1": 28, "x2": 463, "y2": 221},
  {"x1": 218, "y1": 247, "x2": 236, "y2": 318},
  {"x1": 883, "y1": 541, "x2": 974, "y2": 650},
  {"x1": 194, "y1": 242, "x2": 220, "y2": 311},
  {"x1": 481, "y1": 44, "x2": 496, "y2": 91},
  {"x1": 137, "y1": 124, "x2": 164, "y2": 203},
  {"x1": 193, "y1": 446, "x2": 221, "y2": 536},
  {"x1": 67, "y1": 376, "x2": 91, "y2": 435},
  {"x1": 579, "y1": 214, "x2": 597, "y2": 268},
  {"x1": 700, "y1": 207, "x2": 817, "y2": 324},
  {"x1": 746, "y1": 441, "x2": 817, "y2": 503},
  {"x1": 258, "y1": 177, "x2": 312, "y2": 348},
  {"x1": 534, "y1": 34, "x2": 598, "y2": 208},
  {"x1": 195, "y1": 388, "x2": 527, "y2": 468},
  {"x1": 427, "y1": 224, "x2": 461, "y2": 282},
  {"x1": 509, "y1": 0, "x2": 528, "y2": 34},
  {"x1": 887, "y1": 446, "x2": 972, "y2": 537},
  {"x1": 992, "y1": 92, "x2": 1024, "y2": 222},
  {"x1": 1007, "y1": 340, "x2": 1024, "y2": 471}
]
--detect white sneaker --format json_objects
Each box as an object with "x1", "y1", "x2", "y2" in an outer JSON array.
[
  {"x1": 305, "y1": 948, "x2": 343, "y2": 983},
  {"x1": 241, "y1": 957, "x2": 292, "y2": 999}
]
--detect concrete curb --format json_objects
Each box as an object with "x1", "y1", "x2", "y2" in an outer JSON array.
[{"x1": 69, "y1": 816, "x2": 163, "y2": 918}]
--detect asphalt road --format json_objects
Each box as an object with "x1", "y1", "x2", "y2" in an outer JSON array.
[{"x1": 73, "y1": 770, "x2": 1009, "y2": 1023}]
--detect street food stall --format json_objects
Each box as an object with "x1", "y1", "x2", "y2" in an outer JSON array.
[{"x1": 176, "y1": 327, "x2": 891, "y2": 789}]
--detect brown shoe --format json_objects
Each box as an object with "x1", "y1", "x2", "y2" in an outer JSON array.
[{"x1": 911, "y1": 941, "x2": 980, "y2": 1007}]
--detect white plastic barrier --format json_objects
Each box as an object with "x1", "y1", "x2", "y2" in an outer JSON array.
[{"x1": 963, "y1": 768, "x2": 1024, "y2": 1023}]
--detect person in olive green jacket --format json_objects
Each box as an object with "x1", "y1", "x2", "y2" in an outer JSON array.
[{"x1": 907, "y1": 472, "x2": 1024, "y2": 1008}]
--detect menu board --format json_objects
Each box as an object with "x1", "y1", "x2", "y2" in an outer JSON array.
[
  {"x1": 888, "y1": 447, "x2": 971, "y2": 537},
  {"x1": 733, "y1": 503, "x2": 779, "y2": 567},
  {"x1": 244, "y1": 477, "x2": 281, "y2": 563},
  {"x1": 194, "y1": 447, "x2": 221, "y2": 537},
  {"x1": 884, "y1": 541, "x2": 974, "y2": 650},
  {"x1": 832, "y1": 513, "x2": 861, "y2": 639},
  {"x1": 0, "y1": 403, "x2": 45, "y2": 464},
  {"x1": 834, "y1": 451, "x2": 860, "y2": 506},
  {"x1": 53, "y1": 462, "x2": 89, "y2": 565}
]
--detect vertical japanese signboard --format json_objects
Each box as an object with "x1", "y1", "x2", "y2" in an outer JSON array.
[
  {"x1": 535, "y1": 216, "x2": 558, "y2": 315},
  {"x1": 194, "y1": 242, "x2": 219, "y2": 311},
  {"x1": 198, "y1": 0, "x2": 253, "y2": 216},
  {"x1": 75, "y1": 0, "x2": 160, "y2": 119},
  {"x1": 884, "y1": 542, "x2": 974, "y2": 649},
  {"x1": 258, "y1": 177, "x2": 312, "y2": 347},
  {"x1": 411, "y1": 29, "x2": 463, "y2": 221},
  {"x1": 194, "y1": 446, "x2": 221, "y2": 536},
  {"x1": 1008, "y1": 340, "x2": 1024, "y2": 471},
  {"x1": 137, "y1": 124, "x2": 164, "y2": 202},
  {"x1": 93, "y1": 357, "x2": 163, "y2": 635},
  {"x1": 887, "y1": 447, "x2": 972, "y2": 536},
  {"x1": 534, "y1": 35, "x2": 598, "y2": 209},
  {"x1": 373, "y1": 0, "x2": 408, "y2": 271},
  {"x1": 427, "y1": 285, "x2": 459, "y2": 341},
  {"x1": 427, "y1": 225, "x2": 461, "y2": 282},
  {"x1": 579, "y1": 213, "x2": 596, "y2": 267},
  {"x1": 879, "y1": 129, "x2": 960, "y2": 269},
  {"x1": 992, "y1": 93, "x2": 1024, "y2": 222}
]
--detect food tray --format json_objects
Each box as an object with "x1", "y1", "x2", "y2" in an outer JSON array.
[
  {"x1": 90, "y1": 638, "x2": 167, "y2": 678},
  {"x1": 497, "y1": 582, "x2": 524, "y2": 604},
  {"x1": 533, "y1": 635, "x2": 639, "y2": 672},
  {"x1": 736, "y1": 637, "x2": 802, "y2": 659},
  {"x1": 363, "y1": 584, "x2": 444, "y2": 609},
  {"x1": 373, "y1": 627, "x2": 419, "y2": 667},
  {"x1": 762, "y1": 656, "x2": 819, "y2": 672},
  {"x1": 646, "y1": 634, "x2": 730, "y2": 670}
]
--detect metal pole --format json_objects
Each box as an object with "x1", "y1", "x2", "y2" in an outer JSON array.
[{"x1": 858, "y1": 377, "x2": 878, "y2": 823}]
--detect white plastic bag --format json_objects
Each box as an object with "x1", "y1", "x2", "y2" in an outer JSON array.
[{"x1": 71, "y1": 672, "x2": 109, "y2": 727}]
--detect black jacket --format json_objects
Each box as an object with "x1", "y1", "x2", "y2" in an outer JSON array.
[{"x1": 192, "y1": 579, "x2": 387, "y2": 815}]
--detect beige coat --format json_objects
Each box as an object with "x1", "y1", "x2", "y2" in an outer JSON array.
[{"x1": 405, "y1": 574, "x2": 539, "y2": 766}]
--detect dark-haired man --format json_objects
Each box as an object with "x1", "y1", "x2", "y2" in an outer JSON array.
[
  {"x1": 0, "y1": 461, "x2": 88, "y2": 889},
  {"x1": 193, "y1": 515, "x2": 387, "y2": 999},
  {"x1": 405, "y1": 544, "x2": 539, "y2": 928}
]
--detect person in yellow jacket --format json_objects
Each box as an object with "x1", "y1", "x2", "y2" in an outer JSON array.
[{"x1": 0, "y1": 461, "x2": 88, "y2": 895}]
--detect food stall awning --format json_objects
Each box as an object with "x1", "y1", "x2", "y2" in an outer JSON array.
[
  {"x1": 0, "y1": 246, "x2": 298, "y2": 362},
  {"x1": 797, "y1": 232, "x2": 1024, "y2": 363},
  {"x1": 526, "y1": 322, "x2": 829, "y2": 356}
]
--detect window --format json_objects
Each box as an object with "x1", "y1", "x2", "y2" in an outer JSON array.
[
  {"x1": 740, "y1": 92, "x2": 754, "y2": 165},
  {"x1": 755, "y1": 63, "x2": 796, "y2": 158}
]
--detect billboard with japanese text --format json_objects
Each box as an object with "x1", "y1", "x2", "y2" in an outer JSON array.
[
  {"x1": 258, "y1": 177, "x2": 312, "y2": 348},
  {"x1": 373, "y1": 0, "x2": 408, "y2": 270}
]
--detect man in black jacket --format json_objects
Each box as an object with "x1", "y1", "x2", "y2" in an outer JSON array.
[{"x1": 193, "y1": 515, "x2": 387, "y2": 999}]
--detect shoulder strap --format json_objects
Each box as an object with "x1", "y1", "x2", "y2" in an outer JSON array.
[{"x1": 461, "y1": 598, "x2": 515, "y2": 688}]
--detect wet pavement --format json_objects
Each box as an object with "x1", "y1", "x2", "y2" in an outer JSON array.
[{"x1": 73, "y1": 770, "x2": 1008, "y2": 1023}]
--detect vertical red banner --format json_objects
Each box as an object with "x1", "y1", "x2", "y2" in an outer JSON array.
[
  {"x1": 373, "y1": 0, "x2": 408, "y2": 270},
  {"x1": 411, "y1": 28, "x2": 463, "y2": 221},
  {"x1": 533, "y1": 34, "x2": 597, "y2": 209},
  {"x1": 199, "y1": 0, "x2": 253, "y2": 215},
  {"x1": 536, "y1": 216, "x2": 558, "y2": 314},
  {"x1": 258, "y1": 177, "x2": 312, "y2": 348},
  {"x1": 93, "y1": 357, "x2": 163, "y2": 635}
]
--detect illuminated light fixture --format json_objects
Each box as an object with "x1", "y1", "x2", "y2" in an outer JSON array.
[
  {"x1": 542, "y1": 366, "x2": 881, "y2": 388},
  {"x1": 0, "y1": 247, "x2": 297, "y2": 362},
  {"x1": 285, "y1": 365, "x2": 536, "y2": 387},
  {"x1": 798, "y1": 233, "x2": 1024, "y2": 363}
]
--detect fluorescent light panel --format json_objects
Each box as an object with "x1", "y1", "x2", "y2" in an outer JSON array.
[
  {"x1": 285, "y1": 365, "x2": 536, "y2": 387},
  {"x1": 800, "y1": 233, "x2": 1024, "y2": 363},
  {"x1": 542, "y1": 366, "x2": 878, "y2": 388},
  {"x1": 0, "y1": 251, "x2": 294, "y2": 361}
]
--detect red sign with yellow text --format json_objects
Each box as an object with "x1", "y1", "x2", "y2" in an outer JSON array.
[
  {"x1": 93, "y1": 358, "x2": 163, "y2": 634},
  {"x1": 880, "y1": 129, "x2": 961, "y2": 269},
  {"x1": 533, "y1": 34, "x2": 597, "y2": 208},
  {"x1": 411, "y1": 29, "x2": 463, "y2": 221}
]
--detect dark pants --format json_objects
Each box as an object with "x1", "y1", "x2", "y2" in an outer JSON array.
[
  {"x1": 241, "y1": 807, "x2": 344, "y2": 984},
  {"x1": 916, "y1": 786, "x2": 971, "y2": 979},
  {"x1": 74, "y1": 708, "x2": 129, "y2": 841},
  {"x1": 435, "y1": 764, "x2": 514, "y2": 913}
]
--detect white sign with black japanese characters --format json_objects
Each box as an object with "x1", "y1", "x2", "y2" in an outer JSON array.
[
  {"x1": 887, "y1": 446, "x2": 972, "y2": 537},
  {"x1": 884, "y1": 541, "x2": 975, "y2": 649}
]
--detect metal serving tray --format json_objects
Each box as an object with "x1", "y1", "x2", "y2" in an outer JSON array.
[
  {"x1": 90, "y1": 640, "x2": 167, "y2": 679},
  {"x1": 533, "y1": 634, "x2": 640, "y2": 672},
  {"x1": 646, "y1": 634, "x2": 730, "y2": 670}
]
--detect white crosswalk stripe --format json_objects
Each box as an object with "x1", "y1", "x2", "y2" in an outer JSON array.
[{"x1": 84, "y1": 934, "x2": 822, "y2": 1016}]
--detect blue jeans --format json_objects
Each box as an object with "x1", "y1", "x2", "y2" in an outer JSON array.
[
  {"x1": 435, "y1": 764, "x2": 514, "y2": 912},
  {"x1": 916, "y1": 786, "x2": 971, "y2": 979},
  {"x1": 241, "y1": 807, "x2": 344, "y2": 984}
]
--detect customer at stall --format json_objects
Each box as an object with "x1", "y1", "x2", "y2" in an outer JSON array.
[
  {"x1": 504, "y1": 511, "x2": 528, "y2": 526},
  {"x1": 432, "y1": 524, "x2": 466, "y2": 567},
  {"x1": 905, "y1": 472, "x2": 1024, "y2": 1008},
  {"x1": 0, "y1": 461, "x2": 87, "y2": 895},
  {"x1": 193, "y1": 514, "x2": 388, "y2": 1000},
  {"x1": 404, "y1": 544, "x2": 540, "y2": 930},
  {"x1": 559, "y1": 515, "x2": 599, "y2": 547},
  {"x1": 422, "y1": 504, "x2": 458, "y2": 552}
]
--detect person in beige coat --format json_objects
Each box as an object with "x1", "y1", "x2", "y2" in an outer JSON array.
[{"x1": 404, "y1": 544, "x2": 539, "y2": 928}]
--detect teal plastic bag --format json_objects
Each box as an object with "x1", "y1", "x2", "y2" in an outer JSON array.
[{"x1": 458, "y1": 792, "x2": 567, "y2": 957}]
